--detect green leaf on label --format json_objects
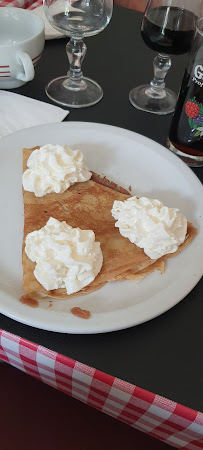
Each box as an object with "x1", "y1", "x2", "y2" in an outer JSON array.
[
  {"x1": 200, "y1": 104, "x2": 203, "y2": 114},
  {"x1": 194, "y1": 131, "x2": 201, "y2": 136},
  {"x1": 188, "y1": 118, "x2": 199, "y2": 129}
]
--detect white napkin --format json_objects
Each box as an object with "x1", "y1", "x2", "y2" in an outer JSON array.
[
  {"x1": 0, "y1": 91, "x2": 69, "y2": 138},
  {"x1": 32, "y1": 6, "x2": 65, "y2": 40}
]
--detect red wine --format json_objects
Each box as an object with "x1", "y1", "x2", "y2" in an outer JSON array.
[{"x1": 141, "y1": 7, "x2": 197, "y2": 55}]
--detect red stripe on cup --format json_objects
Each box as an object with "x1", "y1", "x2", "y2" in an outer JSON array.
[
  {"x1": 32, "y1": 52, "x2": 42, "y2": 62},
  {"x1": 0, "y1": 65, "x2": 9, "y2": 68},
  {"x1": 0, "y1": 75, "x2": 11, "y2": 77}
]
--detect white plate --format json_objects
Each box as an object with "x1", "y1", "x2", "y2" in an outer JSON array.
[{"x1": 0, "y1": 122, "x2": 203, "y2": 334}]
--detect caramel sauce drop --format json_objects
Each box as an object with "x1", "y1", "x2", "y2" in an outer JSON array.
[
  {"x1": 71, "y1": 307, "x2": 91, "y2": 319},
  {"x1": 20, "y1": 295, "x2": 39, "y2": 308}
]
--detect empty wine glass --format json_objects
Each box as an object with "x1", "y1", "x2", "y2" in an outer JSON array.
[
  {"x1": 129, "y1": 0, "x2": 202, "y2": 115},
  {"x1": 43, "y1": 0, "x2": 113, "y2": 108}
]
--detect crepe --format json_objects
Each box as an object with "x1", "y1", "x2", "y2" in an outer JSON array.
[{"x1": 22, "y1": 147, "x2": 198, "y2": 300}]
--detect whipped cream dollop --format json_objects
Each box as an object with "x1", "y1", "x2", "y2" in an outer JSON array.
[
  {"x1": 111, "y1": 197, "x2": 187, "y2": 259},
  {"x1": 22, "y1": 144, "x2": 92, "y2": 197},
  {"x1": 25, "y1": 217, "x2": 103, "y2": 295}
]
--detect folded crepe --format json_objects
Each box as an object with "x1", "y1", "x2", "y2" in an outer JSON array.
[{"x1": 22, "y1": 147, "x2": 197, "y2": 300}]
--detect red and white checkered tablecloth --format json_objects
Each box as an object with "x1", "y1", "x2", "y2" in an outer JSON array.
[
  {"x1": 0, "y1": 0, "x2": 42, "y2": 9},
  {"x1": 0, "y1": 330, "x2": 202, "y2": 449}
]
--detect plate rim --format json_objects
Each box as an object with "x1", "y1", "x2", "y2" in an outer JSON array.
[{"x1": 0, "y1": 121, "x2": 203, "y2": 334}]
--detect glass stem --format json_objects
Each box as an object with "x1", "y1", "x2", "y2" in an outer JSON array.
[
  {"x1": 146, "y1": 53, "x2": 172, "y2": 99},
  {"x1": 65, "y1": 38, "x2": 87, "y2": 90}
]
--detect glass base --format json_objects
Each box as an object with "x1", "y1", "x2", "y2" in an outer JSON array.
[
  {"x1": 167, "y1": 139, "x2": 203, "y2": 167},
  {"x1": 45, "y1": 76, "x2": 103, "y2": 108},
  {"x1": 129, "y1": 84, "x2": 177, "y2": 115}
]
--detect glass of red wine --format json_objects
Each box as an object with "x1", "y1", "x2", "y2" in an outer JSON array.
[{"x1": 129, "y1": 0, "x2": 202, "y2": 115}]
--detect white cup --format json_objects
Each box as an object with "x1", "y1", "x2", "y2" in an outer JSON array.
[{"x1": 0, "y1": 7, "x2": 45, "y2": 89}]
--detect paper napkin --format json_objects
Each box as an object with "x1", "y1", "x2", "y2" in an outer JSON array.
[{"x1": 0, "y1": 91, "x2": 69, "y2": 138}]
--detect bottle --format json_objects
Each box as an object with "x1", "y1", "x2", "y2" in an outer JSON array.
[{"x1": 167, "y1": 16, "x2": 203, "y2": 167}]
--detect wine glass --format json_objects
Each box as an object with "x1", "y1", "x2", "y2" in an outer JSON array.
[
  {"x1": 129, "y1": 0, "x2": 202, "y2": 115},
  {"x1": 43, "y1": 0, "x2": 113, "y2": 108}
]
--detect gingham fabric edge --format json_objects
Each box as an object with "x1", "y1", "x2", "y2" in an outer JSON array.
[
  {"x1": 0, "y1": 330, "x2": 202, "y2": 449},
  {"x1": 0, "y1": 0, "x2": 43, "y2": 9}
]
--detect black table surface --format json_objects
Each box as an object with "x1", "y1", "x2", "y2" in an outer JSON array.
[{"x1": 0, "y1": 6, "x2": 202, "y2": 413}]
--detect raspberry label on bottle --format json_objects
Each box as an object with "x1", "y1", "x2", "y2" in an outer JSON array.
[{"x1": 185, "y1": 97, "x2": 203, "y2": 139}]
